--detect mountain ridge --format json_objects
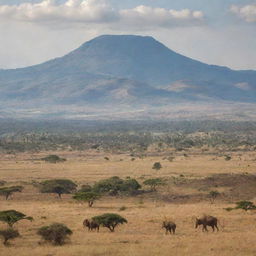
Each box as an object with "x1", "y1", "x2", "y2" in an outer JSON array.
[{"x1": 0, "y1": 34, "x2": 255, "y2": 119}]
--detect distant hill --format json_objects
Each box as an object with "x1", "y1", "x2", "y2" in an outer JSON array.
[{"x1": 0, "y1": 35, "x2": 255, "y2": 119}]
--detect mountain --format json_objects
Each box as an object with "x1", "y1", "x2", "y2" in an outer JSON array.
[{"x1": 0, "y1": 35, "x2": 256, "y2": 119}]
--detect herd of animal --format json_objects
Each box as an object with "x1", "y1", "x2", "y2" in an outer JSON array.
[{"x1": 83, "y1": 215, "x2": 219, "y2": 234}]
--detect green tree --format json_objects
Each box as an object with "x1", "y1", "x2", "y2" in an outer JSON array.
[
  {"x1": 92, "y1": 213, "x2": 127, "y2": 232},
  {"x1": 0, "y1": 210, "x2": 33, "y2": 227},
  {"x1": 40, "y1": 179, "x2": 77, "y2": 198},
  {"x1": 37, "y1": 223, "x2": 72, "y2": 245},
  {"x1": 0, "y1": 186, "x2": 23, "y2": 200},
  {"x1": 0, "y1": 228, "x2": 20, "y2": 246},
  {"x1": 73, "y1": 192, "x2": 101, "y2": 207},
  {"x1": 152, "y1": 162, "x2": 162, "y2": 170},
  {"x1": 143, "y1": 178, "x2": 165, "y2": 191},
  {"x1": 93, "y1": 176, "x2": 141, "y2": 196}
]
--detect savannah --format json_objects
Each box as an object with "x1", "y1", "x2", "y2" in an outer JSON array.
[{"x1": 0, "y1": 128, "x2": 256, "y2": 256}]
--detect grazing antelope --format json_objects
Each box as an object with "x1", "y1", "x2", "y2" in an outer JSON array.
[
  {"x1": 195, "y1": 215, "x2": 219, "y2": 232},
  {"x1": 83, "y1": 219, "x2": 99, "y2": 232},
  {"x1": 162, "y1": 220, "x2": 176, "y2": 234}
]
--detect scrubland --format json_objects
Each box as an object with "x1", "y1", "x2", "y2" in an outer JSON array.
[{"x1": 0, "y1": 150, "x2": 256, "y2": 256}]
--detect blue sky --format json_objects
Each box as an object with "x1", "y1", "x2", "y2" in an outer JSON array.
[{"x1": 0, "y1": 0, "x2": 255, "y2": 70}]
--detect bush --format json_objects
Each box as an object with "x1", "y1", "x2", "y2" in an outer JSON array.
[
  {"x1": 225, "y1": 201, "x2": 256, "y2": 212},
  {"x1": 37, "y1": 223, "x2": 72, "y2": 245},
  {"x1": 209, "y1": 190, "x2": 220, "y2": 203},
  {"x1": 73, "y1": 192, "x2": 101, "y2": 207},
  {"x1": 225, "y1": 155, "x2": 231, "y2": 161},
  {"x1": 41, "y1": 155, "x2": 66, "y2": 163},
  {"x1": 40, "y1": 179, "x2": 77, "y2": 198},
  {"x1": 0, "y1": 210, "x2": 33, "y2": 227},
  {"x1": 0, "y1": 186, "x2": 23, "y2": 200},
  {"x1": 235, "y1": 201, "x2": 256, "y2": 211},
  {"x1": 152, "y1": 162, "x2": 162, "y2": 170},
  {"x1": 93, "y1": 176, "x2": 141, "y2": 196},
  {"x1": 92, "y1": 213, "x2": 127, "y2": 232},
  {"x1": 0, "y1": 228, "x2": 20, "y2": 246}
]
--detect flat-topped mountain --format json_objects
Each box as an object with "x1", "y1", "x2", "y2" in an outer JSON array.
[{"x1": 0, "y1": 35, "x2": 255, "y2": 118}]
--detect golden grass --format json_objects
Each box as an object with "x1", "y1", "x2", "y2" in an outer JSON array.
[{"x1": 0, "y1": 150, "x2": 256, "y2": 255}]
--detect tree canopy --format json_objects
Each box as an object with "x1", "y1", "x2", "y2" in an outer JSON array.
[
  {"x1": 92, "y1": 213, "x2": 127, "y2": 232},
  {"x1": 73, "y1": 191, "x2": 101, "y2": 207},
  {"x1": 40, "y1": 179, "x2": 77, "y2": 198},
  {"x1": 0, "y1": 210, "x2": 33, "y2": 227},
  {"x1": 93, "y1": 176, "x2": 141, "y2": 196}
]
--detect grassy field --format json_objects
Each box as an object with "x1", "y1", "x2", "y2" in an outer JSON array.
[{"x1": 0, "y1": 150, "x2": 256, "y2": 256}]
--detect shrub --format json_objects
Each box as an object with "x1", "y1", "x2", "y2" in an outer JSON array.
[
  {"x1": 119, "y1": 206, "x2": 127, "y2": 211},
  {"x1": 0, "y1": 210, "x2": 33, "y2": 227},
  {"x1": 37, "y1": 223, "x2": 72, "y2": 245},
  {"x1": 41, "y1": 155, "x2": 66, "y2": 163},
  {"x1": 143, "y1": 178, "x2": 165, "y2": 191},
  {"x1": 0, "y1": 228, "x2": 20, "y2": 246},
  {"x1": 224, "y1": 155, "x2": 231, "y2": 161},
  {"x1": 73, "y1": 192, "x2": 101, "y2": 207},
  {"x1": 224, "y1": 201, "x2": 256, "y2": 212},
  {"x1": 152, "y1": 162, "x2": 162, "y2": 170},
  {"x1": 92, "y1": 213, "x2": 127, "y2": 232},
  {"x1": 235, "y1": 201, "x2": 256, "y2": 211},
  {"x1": 40, "y1": 179, "x2": 77, "y2": 198},
  {"x1": 209, "y1": 190, "x2": 220, "y2": 203},
  {"x1": 0, "y1": 180, "x2": 6, "y2": 186},
  {"x1": 93, "y1": 176, "x2": 141, "y2": 196},
  {"x1": 0, "y1": 186, "x2": 23, "y2": 200}
]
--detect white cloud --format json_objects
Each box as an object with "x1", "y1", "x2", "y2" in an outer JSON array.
[
  {"x1": 120, "y1": 5, "x2": 204, "y2": 28},
  {"x1": 0, "y1": 0, "x2": 204, "y2": 28},
  {"x1": 0, "y1": 0, "x2": 118, "y2": 24},
  {"x1": 231, "y1": 4, "x2": 256, "y2": 23}
]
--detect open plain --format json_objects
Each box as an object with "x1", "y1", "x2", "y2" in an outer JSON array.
[{"x1": 0, "y1": 150, "x2": 256, "y2": 256}]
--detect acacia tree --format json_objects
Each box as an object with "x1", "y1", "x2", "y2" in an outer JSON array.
[
  {"x1": 37, "y1": 223, "x2": 72, "y2": 245},
  {"x1": 73, "y1": 192, "x2": 101, "y2": 207},
  {"x1": 92, "y1": 213, "x2": 127, "y2": 232},
  {"x1": 40, "y1": 179, "x2": 77, "y2": 198},
  {"x1": 0, "y1": 186, "x2": 23, "y2": 200},
  {"x1": 143, "y1": 178, "x2": 165, "y2": 191},
  {"x1": 0, "y1": 228, "x2": 20, "y2": 246},
  {"x1": 0, "y1": 210, "x2": 33, "y2": 227}
]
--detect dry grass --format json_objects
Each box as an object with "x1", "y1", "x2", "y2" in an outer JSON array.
[{"x1": 0, "y1": 150, "x2": 256, "y2": 255}]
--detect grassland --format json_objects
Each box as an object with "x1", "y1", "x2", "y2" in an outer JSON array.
[{"x1": 0, "y1": 150, "x2": 256, "y2": 256}]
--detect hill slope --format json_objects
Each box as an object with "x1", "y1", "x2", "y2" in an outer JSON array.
[{"x1": 0, "y1": 35, "x2": 255, "y2": 118}]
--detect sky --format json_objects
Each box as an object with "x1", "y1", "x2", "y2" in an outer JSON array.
[{"x1": 0, "y1": 0, "x2": 255, "y2": 70}]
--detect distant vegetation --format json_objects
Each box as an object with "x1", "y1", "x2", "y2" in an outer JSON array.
[
  {"x1": 41, "y1": 155, "x2": 66, "y2": 163},
  {"x1": 0, "y1": 120, "x2": 255, "y2": 153}
]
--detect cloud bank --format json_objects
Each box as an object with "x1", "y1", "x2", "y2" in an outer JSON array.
[
  {"x1": 0, "y1": 0, "x2": 204, "y2": 28},
  {"x1": 231, "y1": 4, "x2": 256, "y2": 23}
]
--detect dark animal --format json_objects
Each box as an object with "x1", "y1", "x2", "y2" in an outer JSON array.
[
  {"x1": 162, "y1": 220, "x2": 176, "y2": 234},
  {"x1": 195, "y1": 215, "x2": 219, "y2": 232},
  {"x1": 83, "y1": 219, "x2": 99, "y2": 232}
]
